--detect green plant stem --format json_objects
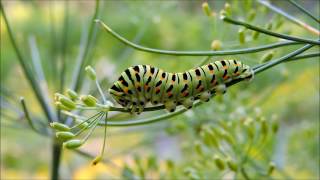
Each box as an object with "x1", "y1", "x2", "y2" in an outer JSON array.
[
  {"x1": 28, "y1": 36, "x2": 51, "y2": 104},
  {"x1": 49, "y1": 1, "x2": 58, "y2": 82},
  {"x1": 197, "y1": 56, "x2": 212, "y2": 66},
  {"x1": 51, "y1": 141, "x2": 62, "y2": 180},
  {"x1": 285, "y1": 52, "x2": 320, "y2": 62},
  {"x1": 95, "y1": 19, "x2": 305, "y2": 56},
  {"x1": 1, "y1": 3, "x2": 56, "y2": 122},
  {"x1": 258, "y1": 0, "x2": 320, "y2": 35},
  {"x1": 288, "y1": 0, "x2": 320, "y2": 24},
  {"x1": 60, "y1": 0, "x2": 69, "y2": 93},
  {"x1": 252, "y1": 51, "x2": 319, "y2": 71},
  {"x1": 100, "y1": 107, "x2": 189, "y2": 126},
  {"x1": 221, "y1": 16, "x2": 320, "y2": 45},
  {"x1": 20, "y1": 97, "x2": 48, "y2": 135},
  {"x1": 254, "y1": 44, "x2": 314, "y2": 75},
  {"x1": 96, "y1": 80, "x2": 107, "y2": 104},
  {"x1": 28, "y1": 36, "x2": 56, "y2": 125},
  {"x1": 82, "y1": 113, "x2": 104, "y2": 142},
  {"x1": 241, "y1": 167, "x2": 251, "y2": 180},
  {"x1": 73, "y1": 0, "x2": 101, "y2": 92}
]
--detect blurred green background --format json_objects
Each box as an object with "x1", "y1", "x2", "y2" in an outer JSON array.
[{"x1": 1, "y1": 0, "x2": 319, "y2": 179}]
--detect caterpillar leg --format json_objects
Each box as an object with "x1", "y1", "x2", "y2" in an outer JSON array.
[
  {"x1": 181, "y1": 97, "x2": 194, "y2": 109},
  {"x1": 199, "y1": 90, "x2": 211, "y2": 102},
  {"x1": 128, "y1": 97, "x2": 139, "y2": 114},
  {"x1": 136, "y1": 102, "x2": 145, "y2": 115},
  {"x1": 215, "y1": 84, "x2": 227, "y2": 95},
  {"x1": 130, "y1": 104, "x2": 137, "y2": 114},
  {"x1": 164, "y1": 101, "x2": 177, "y2": 113}
]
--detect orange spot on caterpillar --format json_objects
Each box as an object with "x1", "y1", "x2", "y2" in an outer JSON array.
[
  {"x1": 183, "y1": 91, "x2": 189, "y2": 97},
  {"x1": 155, "y1": 87, "x2": 160, "y2": 93}
]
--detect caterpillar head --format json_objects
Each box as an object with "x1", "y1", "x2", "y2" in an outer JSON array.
[{"x1": 108, "y1": 86, "x2": 128, "y2": 107}]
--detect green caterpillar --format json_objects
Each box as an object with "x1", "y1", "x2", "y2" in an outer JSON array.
[{"x1": 109, "y1": 60, "x2": 254, "y2": 113}]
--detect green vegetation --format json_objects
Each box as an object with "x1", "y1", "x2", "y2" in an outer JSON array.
[{"x1": 1, "y1": 0, "x2": 319, "y2": 179}]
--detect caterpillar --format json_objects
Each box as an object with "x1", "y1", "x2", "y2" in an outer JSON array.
[{"x1": 109, "y1": 60, "x2": 254, "y2": 113}]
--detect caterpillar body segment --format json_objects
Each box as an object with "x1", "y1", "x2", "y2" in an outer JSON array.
[{"x1": 109, "y1": 60, "x2": 254, "y2": 113}]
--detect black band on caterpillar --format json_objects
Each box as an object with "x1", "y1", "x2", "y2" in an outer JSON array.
[{"x1": 109, "y1": 60, "x2": 254, "y2": 113}]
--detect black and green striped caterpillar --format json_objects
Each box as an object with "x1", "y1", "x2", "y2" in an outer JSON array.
[{"x1": 109, "y1": 60, "x2": 254, "y2": 113}]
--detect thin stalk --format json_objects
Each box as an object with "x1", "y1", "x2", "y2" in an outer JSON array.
[
  {"x1": 96, "y1": 19, "x2": 305, "y2": 56},
  {"x1": 197, "y1": 56, "x2": 212, "y2": 67},
  {"x1": 1, "y1": 3, "x2": 56, "y2": 122},
  {"x1": 20, "y1": 97, "x2": 48, "y2": 135},
  {"x1": 73, "y1": 0, "x2": 101, "y2": 92},
  {"x1": 69, "y1": 111, "x2": 102, "y2": 129},
  {"x1": 221, "y1": 16, "x2": 320, "y2": 45},
  {"x1": 91, "y1": 112, "x2": 109, "y2": 165},
  {"x1": 252, "y1": 51, "x2": 319, "y2": 71},
  {"x1": 285, "y1": 52, "x2": 319, "y2": 62},
  {"x1": 241, "y1": 167, "x2": 251, "y2": 180},
  {"x1": 0, "y1": 94, "x2": 23, "y2": 114},
  {"x1": 29, "y1": 36, "x2": 49, "y2": 93},
  {"x1": 101, "y1": 107, "x2": 189, "y2": 126},
  {"x1": 117, "y1": 22, "x2": 148, "y2": 62},
  {"x1": 254, "y1": 44, "x2": 314, "y2": 74},
  {"x1": 73, "y1": 112, "x2": 103, "y2": 136},
  {"x1": 96, "y1": 80, "x2": 107, "y2": 104},
  {"x1": 28, "y1": 36, "x2": 55, "y2": 120},
  {"x1": 288, "y1": 0, "x2": 320, "y2": 24},
  {"x1": 100, "y1": 113, "x2": 108, "y2": 156},
  {"x1": 60, "y1": 0, "x2": 69, "y2": 93},
  {"x1": 49, "y1": 1, "x2": 58, "y2": 82},
  {"x1": 71, "y1": 23, "x2": 88, "y2": 91},
  {"x1": 57, "y1": 1, "x2": 70, "y2": 126},
  {"x1": 81, "y1": 113, "x2": 104, "y2": 143},
  {"x1": 258, "y1": 0, "x2": 320, "y2": 35},
  {"x1": 51, "y1": 141, "x2": 62, "y2": 180}
]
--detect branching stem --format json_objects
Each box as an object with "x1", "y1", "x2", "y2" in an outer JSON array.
[
  {"x1": 221, "y1": 16, "x2": 320, "y2": 45},
  {"x1": 95, "y1": 19, "x2": 305, "y2": 56},
  {"x1": 258, "y1": 0, "x2": 320, "y2": 35},
  {"x1": 254, "y1": 44, "x2": 314, "y2": 74},
  {"x1": 288, "y1": 0, "x2": 320, "y2": 24},
  {"x1": 20, "y1": 97, "x2": 48, "y2": 135}
]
